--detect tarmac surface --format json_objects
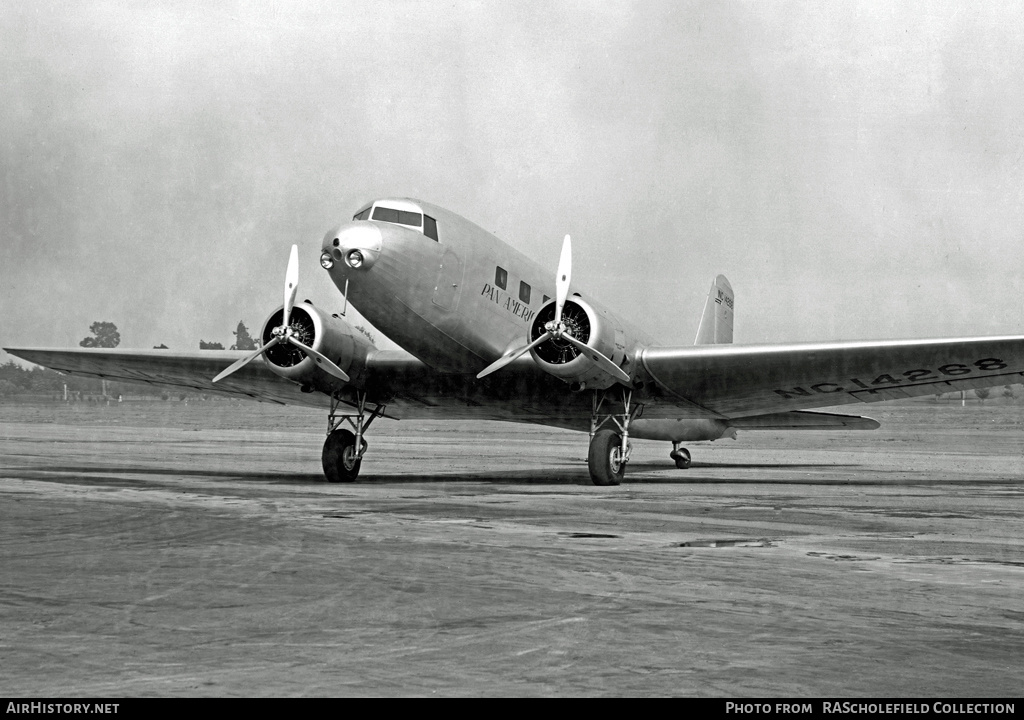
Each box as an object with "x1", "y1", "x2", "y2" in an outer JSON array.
[{"x1": 1, "y1": 399, "x2": 1022, "y2": 697}]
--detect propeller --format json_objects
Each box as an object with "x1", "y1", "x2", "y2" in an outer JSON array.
[
  {"x1": 476, "y1": 235, "x2": 630, "y2": 384},
  {"x1": 212, "y1": 245, "x2": 350, "y2": 384}
]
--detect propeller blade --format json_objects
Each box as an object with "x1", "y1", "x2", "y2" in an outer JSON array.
[
  {"x1": 283, "y1": 244, "x2": 299, "y2": 329},
  {"x1": 212, "y1": 336, "x2": 281, "y2": 383},
  {"x1": 554, "y1": 234, "x2": 572, "y2": 325},
  {"x1": 285, "y1": 336, "x2": 350, "y2": 383},
  {"x1": 476, "y1": 331, "x2": 553, "y2": 379},
  {"x1": 561, "y1": 334, "x2": 631, "y2": 384}
]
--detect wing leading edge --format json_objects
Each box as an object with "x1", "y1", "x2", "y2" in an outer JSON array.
[
  {"x1": 641, "y1": 335, "x2": 1024, "y2": 418},
  {"x1": 3, "y1": 347, "x2": 332, "y2": 407}
]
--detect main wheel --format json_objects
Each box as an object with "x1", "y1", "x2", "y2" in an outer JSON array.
[
  {"x1": 670, "y1": 447, "x2": 691, "y2": 470},
  {"x1": 588, "y1": 428, "x2": 625, "y2": 486},
  {"x1": 322, "y1": 429, "x2": 363, "y2": 483}
]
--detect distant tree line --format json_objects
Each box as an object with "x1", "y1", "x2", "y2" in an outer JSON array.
[
  {"x1": 200, "y1": 321, "x2": 258, "y2": 350},
  {"x1": 932, "y1": 385, "x2": 1020, "y2": 403},
  {"x1": 0, "y1": 362, "x2": 146, "y2": 399}
]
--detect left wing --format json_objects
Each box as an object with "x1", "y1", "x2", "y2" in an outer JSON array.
[{"x1": 641, "y1": 335, "x2": 1024, "y2": 418}]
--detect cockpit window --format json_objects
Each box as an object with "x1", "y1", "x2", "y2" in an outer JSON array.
[
  {"x1": 372, "y1": 207, "x2": 423, "y2": 227},
  {"x1": 360, "y1": 203, "x2": 438, "y2": 241}
]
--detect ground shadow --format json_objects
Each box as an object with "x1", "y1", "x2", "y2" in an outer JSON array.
[
  {"x1": 9, "y1": 462, "x2": 1009, "y2": 488},
  {"x1": 355, "y1": 470, "x2": 589, "y2": 485},
  {"x1": 5, "y1": 464, "x2": 591, "y2": 486},
  {"x1": 6, "y1": 467, "x2": 329, "y2": 487},
  {"x1": 626, "y1": 460, "x2": 861, "y2": 471}
]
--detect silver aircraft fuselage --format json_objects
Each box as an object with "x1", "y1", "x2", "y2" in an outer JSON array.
[{"x1": 322, "y1": 198, "x2": 654, "y2": 375}]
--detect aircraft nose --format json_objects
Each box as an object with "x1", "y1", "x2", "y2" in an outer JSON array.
[{"x1": 322, "y1": 222, "x2": 383, "y2": 271}]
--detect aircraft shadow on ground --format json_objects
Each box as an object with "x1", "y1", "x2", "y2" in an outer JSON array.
[
  {"x1": 627, "y1": 460, "x2": 860, "y2": 471},
  {"x1": 13, "y1": 465, "x2": 326, "y2": 485},
  {"x1": 13, "y1": 463, "x2": 588, "y2": 485},
  {"x1": 13, "y1": 460, "x2": 915, "y2": 488},
  {"x1": 19, "y1": 463, "x2": 594, "y2": 485},
  {"x1": 11, "y1": 463, "x2": 994, "y2": 486},
  {"x1": 357, "y1": 470, "x2": 587, "y2": 485}
]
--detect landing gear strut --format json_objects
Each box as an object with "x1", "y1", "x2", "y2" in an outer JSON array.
[
  {"x1": 322, "y1": 391, "x2": 385, "y2": 483},
  {"x1": 670, "y1": 442, "x2": 691, "y2": 470},
  {"x1": 587, "y1": 388, "x2": 643, "y2": 486}
]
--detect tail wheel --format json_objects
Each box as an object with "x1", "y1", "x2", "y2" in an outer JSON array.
[
  {"x1": 588, "y1": 428, "x2": 625, "y2": 486},
  {"x1": 670, "y1": 447, "x2": 691, "y2": 470},
  {"x1": 322, "y1": 428, "x2": 364, "y2": 483}
]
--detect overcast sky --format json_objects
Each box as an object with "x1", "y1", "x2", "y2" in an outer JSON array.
[{"x1": 2, "y1": 1, "x2": 1023, "y2": 362}]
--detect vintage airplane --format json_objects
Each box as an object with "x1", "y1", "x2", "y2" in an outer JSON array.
[{"x1": 7, "y1": 197, "x2": 1024, "y2": 485}]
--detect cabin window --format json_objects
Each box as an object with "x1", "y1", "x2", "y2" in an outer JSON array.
[
  {"x1": 519, "y1": 281, "x2": 531, "y2": 304},
  {"x1": 424, "y1": 215, "x2": 438, "y2": 242},
  {"x1": 495, "y1": 267, "x2": 507, "y2": 290},
  {"x1": 372, "y1": 207, "x2": 423, "y2": 227},
  {"x1": 353, "y1": 206, "x2": 372, "y2": 221}
]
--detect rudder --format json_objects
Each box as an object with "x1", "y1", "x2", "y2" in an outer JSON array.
[{"x1": 693, "y1": 274, "x2": 734, "y2": 345}]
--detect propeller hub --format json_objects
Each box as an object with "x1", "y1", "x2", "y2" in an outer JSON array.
[{"x1": 545, "y1": 320, "x2": 570, "y2": 338}]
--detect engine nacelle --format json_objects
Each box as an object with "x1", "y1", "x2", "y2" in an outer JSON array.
[
  {"x1": 528, "y1": 297, "x2": 628, "y2": 390},
  {"x1": 259, "y1": 302, "x2": 374, "y2": 391}
]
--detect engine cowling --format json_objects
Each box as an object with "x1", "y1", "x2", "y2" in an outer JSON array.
[
  {"x1": 259, "y1": 302, "x2": 374, "y2": 391},
  {"x1": 528, "y1": 297, "x2": 628, "y2": 390}
]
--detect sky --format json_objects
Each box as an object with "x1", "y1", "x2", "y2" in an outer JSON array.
[{"x1": 2, "y1": 1, "x2": 1023, "y2": 363}]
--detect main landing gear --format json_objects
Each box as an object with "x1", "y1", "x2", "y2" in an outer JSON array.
[
  {"x1": 322, "y1": 391, "x2": 385, "y2": 483},
  {"x1": 587, "y1": 388, "x2": 643, "y2": 486}
]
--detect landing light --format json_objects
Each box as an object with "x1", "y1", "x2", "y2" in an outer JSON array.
[
  {"x1": 346, "y1": 249, "x2": 364, "y2": 268},
  {"x1": 320, "y1": 252, "x2": 334, "y2": 269}
]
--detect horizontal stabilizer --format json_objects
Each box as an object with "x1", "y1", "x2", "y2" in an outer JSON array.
[{"x1": 694, "y1": 275, "x2": 734, "y2": 345}]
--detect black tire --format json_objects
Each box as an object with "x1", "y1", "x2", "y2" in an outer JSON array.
[
  {"x1": 671, "y1": 447, "x2": 691, "y2": 470},
  {"x1": 322, "y1": 429, "x2": 363, "y2": 483},
  {"x1": 588, "y1": 428, "x2": 625, "y2": 486}
]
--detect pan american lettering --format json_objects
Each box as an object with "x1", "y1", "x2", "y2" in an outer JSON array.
[{"x1": 480, "y1": 282, "x2": 535, "y2": 323}]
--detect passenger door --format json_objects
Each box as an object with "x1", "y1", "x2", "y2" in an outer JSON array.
[{"x1": 432, "y1": 247, "x2": 464, "y2": 311}]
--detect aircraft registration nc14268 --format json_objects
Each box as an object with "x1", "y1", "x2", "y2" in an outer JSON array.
[{"x1": 9, "y1": 198, "x2": 1024, "y2": 485}]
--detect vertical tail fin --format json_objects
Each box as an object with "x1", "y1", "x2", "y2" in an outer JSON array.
[{"x1": 693, "y1": 275, "x2": 734, "y2": 345}]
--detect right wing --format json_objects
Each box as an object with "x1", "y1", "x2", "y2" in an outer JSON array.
[
  {"x1": 4, "y1": 347, "x2": 333, "y2": 407},
  {"x1": 0, "y1": 346, "x2": 578, "y2": 423},
  {"x1": 641, "y1": 335, "x2": 1024, "y2": 418}
]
